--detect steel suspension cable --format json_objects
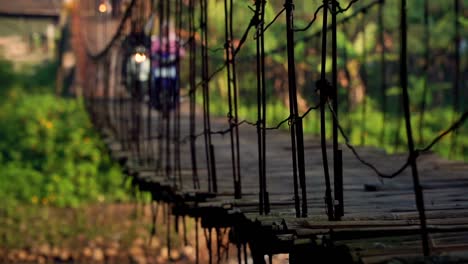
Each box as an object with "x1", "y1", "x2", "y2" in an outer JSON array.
[
  {"x1": 145, "y1": 1, "x2": 156, "y2": 166},
  {"x1": 261, "y1": 0, "x2": 269, "y2": 215},
  {"x1": 239, "y1": 0, "x2": 384, "y2": 64},
  {"x1": 224, "y1": 0, "x2": 242, "y2": 199},
  {"x1": 319, "y1": 2, "x2": 335, "y2": 221},
  {"x1": 188, "y1": 0, "x2": 200, "y2": 189},
  {"x1": 164, "y1": 0, "x2": 173, "y2": 185},
  {"x1": 174, "y1": 0, "x2": 183, "y2": 188},
  {"x1": 129, "y1": 17, "x2": 141, "y2": 165},
  {"x1": 229, "y1": 0, "x2": 242, "y2": 200},
  {"x1": 156, "y1": 0, "x2": 165, "y2": 176},
  {"x1": 399, "y1": 0, "x2": 430, "y2": 256},
  {"x1": 255, "y1": 0, "x2": 266, "y2": 215},
  {"x1": 285, "y1": 0, "x2": 307, "y2": 218},
  {"x1": 331, "y1": 0, "x2": 343, "y2": 221},
  {"x1": 200, "y1": 0, "x2": 216, "y2": 193},
  {"x1": 255, "y1": 0, "x2": 269, "y2": 215}
]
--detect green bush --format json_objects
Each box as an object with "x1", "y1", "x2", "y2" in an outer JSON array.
[{"x1": 0, "y1": 59, "x2": 128, "y2": 209}]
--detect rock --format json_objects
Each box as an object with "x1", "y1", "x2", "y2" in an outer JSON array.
[
  {"x1": 108, "y1": 241, "x2": 120, "y2": 249},
  {"x1": 92, "y1": 248, "x2": 105, "y2": 262},
  {"x1": 156, "y1": 255, "x2": 166, "y2": 263},
  {"x1": 131, "y1": 255, "x2": 147, "y2": 264},
  {"x1": 38, "y1": 244, "x2": 51, "y2": 256},
  {"x1": 129, "y1": 246, "x2": 144, "y2": 258},
  {"x1": 37, "y1": 256, "x2": 47, "y2": 264},
  {"x1": 182, "y1": 245, "x2": 194, "y2": 257},
  {"x1": 7, "y1": 251, "x2": 15, "y2": 261},
  {"x1": 82, "y1": 247, "x2": 93, "y2": 258},
  {"x1": 26, "y1": 254, "x2": 37, "y2": 262},
  {"x1": 159, "y1": 247, "x2": 168, "y2": 259},
  {"x1": 148, "y1": 237, "x2": 161, "y2": 249},
  {"x1": 170, "y1": 250, "x2": 180, "y2": 260},
  {"x1": 51, "y1": 246, "x2": 60, "y2": 257},
  {"x1": 146, "y1": 256, "x2": 158, "y2": 264},
  {"x1": 59, "y1": 249, "x2": 71, "y2": 261},
  {"x1": 132, "y1": 237, "x2": 145, "y2": 247},
  {"x1": 17, "y1": 250, "x2": 28, "y2": 261},
  {"x1": 105, "y1": 247, "x2": 118, "y2": 258}
]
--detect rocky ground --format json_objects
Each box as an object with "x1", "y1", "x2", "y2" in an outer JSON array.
[
  {"x1": 0, "y1": 202, "x2": 291, "y2": 263},
  {"x1": 0, "y1": 203, "x2": 202, "y2": 263}
]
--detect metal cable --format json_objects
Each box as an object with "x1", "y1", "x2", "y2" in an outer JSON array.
[
  {"x1": 188, "y1": 0, "x2": 200, "y2": 189},
  {"x1": 318, "y1": 3, "x2": 335, "y2": 221},
  {"x1": 328, "y1": 100, "x2": 468, "y2": 179},
  {"x1": 200, "y1": 0, "x2": 215, "y2": 193},
  {"x1": 224, "y1": 0, "x2": 242, "y2": 199}
]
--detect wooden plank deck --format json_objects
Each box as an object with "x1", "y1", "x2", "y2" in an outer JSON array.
[{"x1": 99, "y1": 99, "x2": 468, "y2": 262}]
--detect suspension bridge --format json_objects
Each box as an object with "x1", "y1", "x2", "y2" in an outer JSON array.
[{"x1": 76, "y1": 0, "x2": 468, "y2": 263}]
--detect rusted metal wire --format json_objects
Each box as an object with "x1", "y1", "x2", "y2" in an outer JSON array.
[
  {"x1": 224, "y1": 0, "x2": 242, "y2": 199},
  {"x1": 318, "y1": 2, "x2": 335, "y2": 221}
]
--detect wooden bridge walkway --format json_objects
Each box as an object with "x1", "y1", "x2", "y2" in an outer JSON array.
[
  {"x1": 98, "y1": 99, "x2": 468, "y2": 263},
  {"x1": 78, "y1": 0, "x2": 468, "y2": 262}
]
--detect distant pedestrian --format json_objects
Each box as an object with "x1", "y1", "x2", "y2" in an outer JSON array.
[
  {"x1": 150, "y1": 23, "x2": 185, "y2": 114},
  {"x1": 121, "y1": 30, "x2": 151, "y2": 101}
]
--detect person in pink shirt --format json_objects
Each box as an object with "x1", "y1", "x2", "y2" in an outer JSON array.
[{"x1": 150, "y1": 23, "x2": 185, "y2": 113}]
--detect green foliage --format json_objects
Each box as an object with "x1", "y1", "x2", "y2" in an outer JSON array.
[
  {"x1": 0, "y1": 58, "x2": 58, "y2": 96},
  {"x1": 0, "y1": 60, "x2": 129, "y2": 209},
  {"x1": 201, "y1": 0, "x2": 468, "y2": 161},
  {"x1": 0, "y1": 59, "x2": 17, "y2": 97}
]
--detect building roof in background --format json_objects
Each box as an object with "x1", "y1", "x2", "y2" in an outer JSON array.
[{"x1": 0, "y1": 0, "x2": 62, "y2": 19}]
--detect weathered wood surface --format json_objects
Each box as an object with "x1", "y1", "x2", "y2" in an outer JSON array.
[{"x1": 101, "y1": 99, "x2": 468, "y2": 262}]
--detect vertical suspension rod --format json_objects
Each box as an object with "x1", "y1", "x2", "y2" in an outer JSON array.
[
  {"x1": 230, "y1": 0, "x2": 242, "y2": 199},
  {"x1": 200, "y1": 0, "x2": 214, "y2": 192},
  {"x1": 255, "y1": 0, "x2": 264, "y2": 214},
  {"x1": 255, "y1": 0, "x2": 269, "y2": 214},
  {"x1": 285, "y1": 0, "x2": 308, "y2": 217},
  {"x1": 189, "y1": 0, "x2": 200, "y2": 189},
  {"x1": 224, "y1": 0, "x2": 241, "y2": 199},
  {"x1": 400, "y1": 0, "x2": 430, "y2": 256},
  {"x1": 332, "y1": 0, "x2": 343, "y2": 220},
  {"x1": 319, "y1": 2, "x2": 335, "y2": 221},
  {"x1": 260, "y1": 0, "x2": 269, "y2": 214},
  {"x1": 156, "y1": 0, "x2": 165, "y2": 175},
  {"x1": 175, "y1": 0, "x2": 183, "y2": 188},
  {"x1": 164, "y1": 0, "x2": 173, "y2": 183}
]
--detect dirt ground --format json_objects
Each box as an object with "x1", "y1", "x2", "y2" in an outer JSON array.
[
  {"x1": 0, "y1": 202, "x2": 291, "y2": 263},
  {"x1": 0, "y1": 203, "x2": 205, "y2": 263}
]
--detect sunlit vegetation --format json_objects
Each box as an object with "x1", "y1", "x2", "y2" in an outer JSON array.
[
  {"x1": 188, "y1": 0, "x2": 467, "y2": 161},
  {"x1": 0, "y1": 59, "x2": 129, "y2": 209}
]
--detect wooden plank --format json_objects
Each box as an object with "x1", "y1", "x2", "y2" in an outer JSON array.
[{"x1": 104, "y1": 100, "x2": 468, "y2": 260}]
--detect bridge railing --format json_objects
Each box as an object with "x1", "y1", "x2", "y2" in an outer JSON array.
[{"x1": 78, "y1": 0, "x2": 467, "y2": 258}]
